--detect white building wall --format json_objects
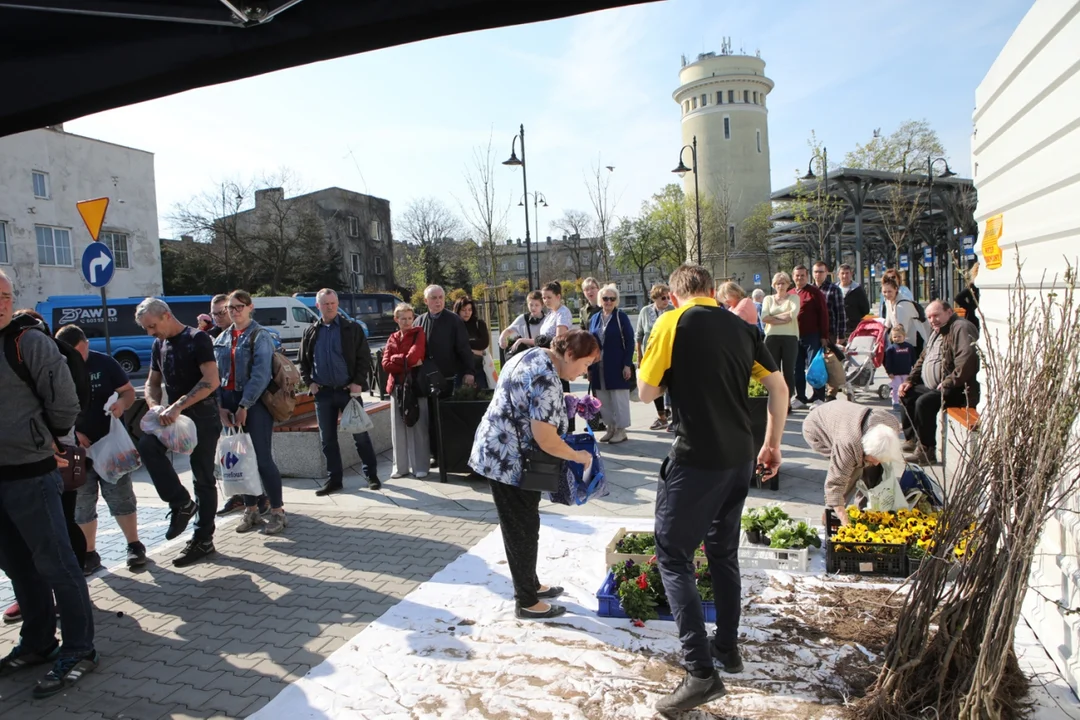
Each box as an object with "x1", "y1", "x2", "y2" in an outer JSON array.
[
  {"x1": 0, "y1": 127, "x2": 161, "y2": 309},
  {"x1": 971, "y1": 0, "x2": 1080, "y2": 695}
]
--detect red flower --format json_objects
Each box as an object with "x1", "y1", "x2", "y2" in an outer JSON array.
[
  {"x1": 636, "y1": 573, "x2": 648, "y2": 590},
  {"x1": 631, "y1": 619, "x2": 645, "y2": 627}
]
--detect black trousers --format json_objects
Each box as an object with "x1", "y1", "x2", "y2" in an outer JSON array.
[
  {"x1": 489, "y1": 479, "x2": 542, "y2": 608},
  {"x1": 901, "y1": 383, "x2": 973, "y2": 448},
  {"x1": 654, "y1": 457, "x2": 752, "y2": 673},
  {"x1": 62, "y1": 490, "x2": 87, "y2": 569}
]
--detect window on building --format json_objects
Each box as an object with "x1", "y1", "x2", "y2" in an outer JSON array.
[
  {"x1": 756, "y1": 129, "x2": 762, "y2": 153},
  {"x1": 351, "y1": 252, "x2": 361, "y2": 274},
  {"x1": 370, "y1": 220, "x2": 381, "y2": 241},
  {"x1": 724, "y1": 116, "x2": 731, "y2": 140},
  {"x1": 32, "y1": 171, "x2": 49, "y2": 199},
  {"x1": 728, "y1": 89, "x2": 734, "y2": 103},
  {"x1": 500, "y1": 261, "x2": 509, "y2": 272},
  {"x1": 753, "y1": 91, "x2": 758, "y2": 104},
  {"x1": 36, "y1": 226, "x2": 72, "y2": 266},
  {"x1": 0, "y1": 222, "x2": 7, "y2": 264},
  {"x1": 700, "y1": 93, "x2": 707, "y2": 107},
  {"x1": 516, "y1": 260, "x2": 525, "y2": 270},
  {"x1": 565, "y1": 256, "x2": 574, "y2": 268},
  {"x1": 347, "y1": 216, "x2": 359, "y2": 237},
  {"x1": 374, "y1": 256, "x2": 384, "y2": 275},
  {"x1": 100, "y1": 231, "x2": 130, "y2": 269},
  {"x1": 691, "y1": 97, "x2": 697, "y2": 109},
  {"x1": 728, "y1": 224, "x2": 736, "y2": 248},
  {"x1": 743, "y1": 90, "x2": 749, "y2": 103}
]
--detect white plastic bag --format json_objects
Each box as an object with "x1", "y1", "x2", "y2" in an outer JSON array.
[
  {"x1": 340, "y1": 397, "x2": 374, "y2": 434},
  {"x1": 483, "y1": 351, "x2": 499, "y2": 388},
  {"x1": 87, "y1": 413, "x2": 141, "y2": 483},
  {"x1": 215, "y1": 428, "x2": 263, "y2": 497},
  {"x1": 140, "y1": 406, "x2": 198, "y2": 454},
  {"x1": 856, "y1": 462, "x2": 911, "y2": 511}
]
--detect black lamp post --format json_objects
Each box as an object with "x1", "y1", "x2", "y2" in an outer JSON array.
[
  {"x1": 927, "y1": 156, "x2": 955, "y2": 301},
  {"x1": 503, "y1": 124, "x2": 536, "y2": 289},
  {"x1": 519, "y1": 191, "x2": 548, "y2": 287},
  {"x1": 672, "y1": 135, "x2": 702, "y2": 264},
  {"x1": 801, "y1": 146, "x2": 835, "y2": 267}
]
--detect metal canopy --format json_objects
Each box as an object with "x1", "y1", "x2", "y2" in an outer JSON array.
[{"x1": 0, "y1": 0, "x2": 653, "y2": 137}]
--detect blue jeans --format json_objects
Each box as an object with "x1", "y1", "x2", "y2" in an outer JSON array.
[
  {"x1": 220, "y1": 390, "x2": 284, "y2": 509},
  {"x1": 654, "y1": 458, "x2": 752, "y2": 673},
  {"x1": 314, "y1": 388, "x2": 378, "y2": 482},
  {"x1": 795, "y1": 332, "x2": 824, "y2": 403},
  {"x1": 139, "y1": 399, "x2": 222, "y2": 541},
  {"x1": 0, "y1": 470, "x2": 95, "y2": 658}
]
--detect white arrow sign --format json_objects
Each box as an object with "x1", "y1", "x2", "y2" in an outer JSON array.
[{"x1": 89, "y1": 254, "x2": 112, "y2": 284}]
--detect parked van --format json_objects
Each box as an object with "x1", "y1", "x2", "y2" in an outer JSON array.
[
  {"x1": 294, "y1": 297, "x2": 369, "y2": 337},
  {"x1": 248, "y1": 296, "x2": 319, "y2": 351},
  {"x1": 294, "y1": 292, "x2": 402, "y2": 338},
  {"x1": 35, "y1": 294, "x2": 280, "y2": 375}
]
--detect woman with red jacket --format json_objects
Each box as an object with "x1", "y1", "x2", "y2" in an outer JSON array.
[{"x1": 381, "y1": 303, "x2": 430, "y2": 479}]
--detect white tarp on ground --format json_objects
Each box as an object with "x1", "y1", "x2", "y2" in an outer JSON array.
[{"x1": 253, "y1": 515, "x2": 1080, "y2": 720}]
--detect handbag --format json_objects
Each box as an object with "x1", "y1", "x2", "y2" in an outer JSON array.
[
  {"x1": 58, "y1": 443, "x2": 87, "y2": 491},
  {"x1": 414, "y1": 316, "x2": 445, "y2": 398},
  {"x1": 512, "y1": 400, "x2": 565, "y2": 493}
]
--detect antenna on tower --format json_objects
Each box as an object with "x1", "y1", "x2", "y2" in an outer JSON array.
[
  {"x1": 721, "y1": 37, "x2": 731, "y2": 55},
  {"x1": 756, "y1": 48, "x2": 761, "y2": 58},
  {"x1": 681, "y1": 53, "x2": 687, "y2": 67}
]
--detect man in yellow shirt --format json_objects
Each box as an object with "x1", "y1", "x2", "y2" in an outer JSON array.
[{"x1": 638, "y1": 263, "x2": 787, "y2": 712}]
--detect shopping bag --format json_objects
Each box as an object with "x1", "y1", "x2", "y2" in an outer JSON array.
[
  {"x1": 824, "y1": 351, "x2": 847, "y2": 391},
  {"x1": 548, "y1": 426, "x2": 608, "y2": 506},
  {"x1": 140, "y1": 406, "x2": 198, "y2": 454},
  {"x1": 806, "y1": 349, "x2": 828, "y2": 389},
  {"x1": 215, "y1": 428, "x2": 263, "y2": 497},
  {"x1": 855, "y1": 462, "x2": 910, "y2": 511},
  {"x1": 482, "y1": 351, "x2": 499, "y2": 388},
  {"x1": 340, "y1": 397, "x2": 374, "y2": 434},
  {"x1": 88, "y1": 415, "x2": 142, "y2": 483}
]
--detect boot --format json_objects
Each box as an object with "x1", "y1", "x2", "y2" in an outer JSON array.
[
  {"x1": 904, "y1": 444, "x2": 937, "y2": 465},
  {"x1": 600, "y1": 426, "x2": 615, "y2": 443},
  {"x1": 901, "y1": 437, "x2": 918, "y2": 453}
]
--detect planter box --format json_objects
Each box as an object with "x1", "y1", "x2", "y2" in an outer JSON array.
[
  {"x1": 605, "y1": 528, "x2": 707, "y2": 571},
  {"x1": 435, "y1": 398, "x2": 490, "y2": 480},
  {"x1": 596, "y1": 572, "x2": 716, "y2": 623},
  {"x1": 606, "y1": 526, "x2": 813, "y2": 574},
  {"x1": 824, "y1": 509, "x2": 909, "y2": 577}
]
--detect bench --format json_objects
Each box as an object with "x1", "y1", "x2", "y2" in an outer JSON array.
[
  {"x1": 271, "y1": 393, "x2": 392, "y2": 478},
  {"x1": 941, "y1": 406, "x2": 980, "y2": 489}
]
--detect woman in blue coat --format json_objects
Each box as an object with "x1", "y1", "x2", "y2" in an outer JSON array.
[{"x1": 588, "y1": 283, "x2": 636, "y2": 443}]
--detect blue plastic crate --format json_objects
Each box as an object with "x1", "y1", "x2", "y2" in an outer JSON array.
[{"x1": 596, "y1": 572, "x2": 716, "y2": 622}]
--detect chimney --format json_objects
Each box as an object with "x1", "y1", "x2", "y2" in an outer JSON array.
[
  {"x1": 254, "y1": 187, "x2": 284, "y2": 207},
  {"x1": 516, "y1": 238, "x2": 522, "y2": 246},
  {"x1": 181, "y1": 234, "x2": 194, "y2": 243}
]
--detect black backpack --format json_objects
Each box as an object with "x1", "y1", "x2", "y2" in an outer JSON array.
[
  {"x1": 899, "y1": 298, "x2": 927, "y2": 323},
  {"x1": 3, "y1": 313, "x2": 91, "y2": 434}
]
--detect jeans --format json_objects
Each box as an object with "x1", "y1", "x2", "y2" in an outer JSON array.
[
  {"x1": 901, "y1": 383, "x2": 974, "y2": 448},
  {"x1": 139, "y1": 399, "x2": 222, "y2": 541},
  {"x1": 0, "y1": 470, "x2": 95, "y2": 658},
  {"x1": 795, "y1": 332, "x2": 824, "y2": 403},
  {"x1": 220, "y1": 390, "x2": 284, "y2": 509},
  {"x1": 764, "y1": 335, "x2": 798, "y2": 399},
  {"x1": 314, "y1": 387, "x2": 378, "y2": 482},
  {"x1": 654, "y1": 457, "x2": 752, "y2": 673}
]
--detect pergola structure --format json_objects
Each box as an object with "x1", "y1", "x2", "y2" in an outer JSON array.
[{"x1": 769, "y1": 168, "x2": 977, "y2": 304}]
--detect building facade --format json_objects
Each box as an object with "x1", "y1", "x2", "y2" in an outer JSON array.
[
  {"x1": 0, "y1": 125, "x2": 162, "y2": 308},
  {"x1": 673, "y1": 45, "x2": 773, "y2": 285}
]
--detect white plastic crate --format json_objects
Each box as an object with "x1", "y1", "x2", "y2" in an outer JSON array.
[{"x1": 737, "y1": 543, "x2": 811, "y2": 572}]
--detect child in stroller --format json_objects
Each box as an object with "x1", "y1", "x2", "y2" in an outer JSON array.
[{"x1": 843, "y1": 318, "x2": 892, "y2": 401}]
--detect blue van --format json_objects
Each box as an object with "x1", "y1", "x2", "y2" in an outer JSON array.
[{"x1": 35, "y1": 294, "x2": 280, "y2": 375}]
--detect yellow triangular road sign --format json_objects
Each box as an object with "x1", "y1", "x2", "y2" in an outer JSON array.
[{"x1": 76, "y1": 197, "x2": 110, "y2": 241}]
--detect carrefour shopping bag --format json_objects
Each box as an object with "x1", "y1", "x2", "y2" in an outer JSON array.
[
  {"x1": 215, "y1": 428, "x2": 263, "y2": 497},
  {"x1": 806, "y1": 349, "x2": 828, "y2": 390}
]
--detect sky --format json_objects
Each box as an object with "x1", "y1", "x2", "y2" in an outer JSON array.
[{"x1": 66, "y1": 0, "x2": 1033, "y2": 241}]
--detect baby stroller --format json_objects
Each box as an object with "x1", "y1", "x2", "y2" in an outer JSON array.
[{"x1": 843, "y1": 318, "x2": 891, "y2": 401}]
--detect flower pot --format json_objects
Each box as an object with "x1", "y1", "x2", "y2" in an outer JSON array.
[{"x1": 745, "y1": 529, "x2": 764, "y2": 545}]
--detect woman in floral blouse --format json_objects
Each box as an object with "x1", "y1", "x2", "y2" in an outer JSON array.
[{"x1": 468, "y1": 330, "x2": 599, "y2": 620}]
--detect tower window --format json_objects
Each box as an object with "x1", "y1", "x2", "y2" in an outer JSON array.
[
  {"x1": 684, "y1": 100, "x2": 690, "y2": 114},
  {"x1": 692, "y1": 97, "x2": 697, "y2": 109},
  {"x1": 753, "y1": 91, "x2": 758, "y2": 104},
  {"x1": 717, "y1": 91, "x2": 723, "y2": 104},
  {"x1": 724, "y1": 117, "x2": 731, "y2": 140},
  {"x1": 743, "y1": 90, "x2": 749, "y2": 103},
  {"x1": 728, "y1": 90, "x2": 734, "y2": 103},
  {"x1": 700, "y1": 93, "x2": 707, "y2": 107},
  {"x1": 756, "y1": 130, "x2": 762, "y2": 153}
]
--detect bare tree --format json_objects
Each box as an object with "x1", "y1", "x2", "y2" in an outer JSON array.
[
  {"x1": 739, "y1": 201, "x2": 776, "y2": 280},
  {"x1": 458, "y1": 135, "x2": 510, "y2": 286},
  {"x1": 550, "y1": 209, "x2": 594, "y2": 278},
  {"x1": 395, "y1": 197, "x2": 461, "y2": 286},
  {"x1": 585, "y1": 159, "x2": 617, "y2": 278},
  {"x1": 876, "y1": 180, "x2": 927, "y2": 266}
]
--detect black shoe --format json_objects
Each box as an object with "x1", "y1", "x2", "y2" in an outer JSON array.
[
  {"x1": 514, "y1": 604, "x2": 567, "y2": 620},
  {"x1": 173, "y1": 539, "x2": 215, "y2": 568},
  {"x1": 0, "y1": 641, "x2": 59, "y2": 676},
  {"x1": 82, "y1": 550, "x2": 102, "y2": 576},
  {"x1": 216, "y1": 495, "x2": 245, "y2": 517},
  {"x1": 367, "y1": 476, "x2": 382, "y2": 491},
  {"x1": 710, "y1": 644, "x2": 744, "y2": 673},
  {"x1": 257, "y1": 495, "x2": 270, "y2": 515},
  {"x1": 315, "y1": 480, "x2": 344, "y2": 497},
  {"x1": 32, "y1": 651, "x2": 99, "y2": 699},
  {"x1": 654, "y1": 671, "x2": 726, "y2": 713},
  {"x1": 165, "y1": 500, "x2": 197, "y2": 540},
  {"x1": 514, "y1": 586, "x2": 565, "y2": 601},
  {"x1": 126, "y1": 541, "x2": 147, "y2": 569}
]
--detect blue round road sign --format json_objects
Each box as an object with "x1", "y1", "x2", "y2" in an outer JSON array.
[{"x1": 81, "y1": 241, "x2": 115, "y2": 288}]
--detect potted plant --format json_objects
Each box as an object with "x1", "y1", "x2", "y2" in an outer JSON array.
[{"x1": 436, "y1": 385, "x2": 495, "y2": 479}]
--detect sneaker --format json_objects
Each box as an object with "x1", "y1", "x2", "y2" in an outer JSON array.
[
  {"x1": 32, "y1": 651, "x2": 99, "y2": 699},
  {"x1": 710, "y1": 644, "x2": 744, "y2": 673},
  {"x1": 215, "y1": 495, "x2": 245, "y2": 516},
  {"x1": 165, "y1": 500, "x2": 197, "y2": 540},
  {"x1": 173, "y1": 538, "x2": 215, "y2": 568},
  {"x1": 666, "y1": 422, "x2": 676, "y2": 433},
  {"x1": 609, "y1": 428, "x2": 628, "y2": 444},
  {"x1": 904, "y1": 445, "x2": 937, "y2": 465},
  {"x1": 262, "y1": 511, "x2": 288, "y2": 535},
  {"x1": 390, "y1": 471, "x2": 405, "y2": 479},
  {"x1": 126, "y1": 541, "x2": 147, "y2": 569},
  {"x1": 82, "y1": 550, "x2": 102, "y2": 576},
  {"x1": 790, "y1": 398, "x2": 807, "y2": 410},
  {"x1": 0, "y1": 640, "x2": 59, "y2": 675},
  {"x1": 257, "y1": 495, "x2": 271, "y2": 515},
  {"x1": 654, "y1": 671, "x2": 726, "y2": 712},
  {"x1": 901, "y1": 438, "x2": 918, "y2": 452},
  {"x1": 2, "y1": 602, "x2": 21, "y2": 624},
  {"x1": 649, "y1": 417, "x2": 668, "y2": 430},
  {"x1": 236, "y1": 508, "x2": 266, "y2": 534},
  {"x1": 367, "y1": 476, "x2": 382, "y2": 491}
]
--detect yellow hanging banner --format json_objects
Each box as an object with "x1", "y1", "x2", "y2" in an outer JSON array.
[
  {"x1": 76, "y1": 197, "x2": 110, "y2": 241},
  {"x1": 982, "y1": 213, "x2": 1003, "y2": 270}
]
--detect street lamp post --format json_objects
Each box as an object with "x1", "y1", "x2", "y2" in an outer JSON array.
[
  {"x1": 519, "y1": 191, "x2": 548, "y2": 287},
  {"x1": 503, "y1": 124, "x2": 537, "y2": 289},
  {"x1": 801, "y1": 147, "x2": 835, "y2": 268},
  {"x1": 672, "y1": 135, "x2": 702, "y2": 264},
  {"x1": 927, "y1": 156, "x2": 955, "y2": 302}
]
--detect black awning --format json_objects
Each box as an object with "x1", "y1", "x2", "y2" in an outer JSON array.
[{"x1": 0, "y1": 0, "x2": 653, "y2": 137}]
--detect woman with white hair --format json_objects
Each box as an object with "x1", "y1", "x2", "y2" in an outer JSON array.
[
  {"x1": 801, "y1": 400, "x2": 903, "y2": 525},
  {"x1": 588, "y1": 283, "x2": 635, "y2": 443}
]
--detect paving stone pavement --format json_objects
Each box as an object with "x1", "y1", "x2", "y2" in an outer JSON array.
[{"x1": 0, "y1": 510, "x2": 495, "y2": 719}]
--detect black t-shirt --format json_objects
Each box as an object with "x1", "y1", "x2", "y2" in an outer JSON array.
[
  {"x1": 78, "y1": 350, "x2": 130, "y2": 442},
  {"x1": 151, "y1": 326, "x2": 216, "y2": 404},
  {"x1": 954, "y1": 285, "x2": 980, "y2": 330},
  {"x1": 643, "y1": 299, "x2": 778, "y2": 471}
]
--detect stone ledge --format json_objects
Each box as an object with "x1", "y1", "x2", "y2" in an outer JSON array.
[{"x1": 272, "y1": 401, "x2": 392, "y2": 478}]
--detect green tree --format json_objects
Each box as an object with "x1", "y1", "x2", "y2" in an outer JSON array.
[
  {"x1": 611, "y1": 214, "x2": 663, "y2": 300},
  {"x1": 739, "y1": 201, "x2": 776, "y2": 280},
  {"x1": 395, "y1": 197, "x2": 460, "y2": 286},
  {"x1": 844, "y1": 119, "x2": 947, "y2": 174}
]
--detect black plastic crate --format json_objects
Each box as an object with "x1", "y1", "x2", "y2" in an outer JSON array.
[{"x1": 826, "y1": 539, "x2": 908, "y2": 577}]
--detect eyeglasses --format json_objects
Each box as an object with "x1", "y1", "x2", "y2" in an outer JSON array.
[
  {"x1": 211, "y1": 310, "x2": 228, "y2": 316},
  {"x1": 227, "y1": 304, "x2": 249, "y2": 312},
  {"x1": 658, "y1": 296, "x2": 670, "y2": 301},
  {"x1": 601, "y1": 297, "x2": 616, "y2": 302}
]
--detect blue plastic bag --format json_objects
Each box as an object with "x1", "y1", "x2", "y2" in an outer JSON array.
[
  {"x1": 806, "y1": 349, "x2": 828, "y2": 389},
  {"x1": 547, "y1": 426, "x2": 607, "y2": 506}
]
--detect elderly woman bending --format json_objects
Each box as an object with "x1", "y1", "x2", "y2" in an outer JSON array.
[{"x1": 802, "y1": 400, "x2": 903, "y2": 524}]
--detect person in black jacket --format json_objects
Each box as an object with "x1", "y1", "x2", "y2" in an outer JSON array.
[
  {"x1": 837, "y1": 263, "x2": 870, "y2": 342},
  {"x1": 299, "y1": 288, "x2": 379, "y2": 495},
  {"x1": 954, "y1": 262, "x2": 981, "y2": 330},
  {"x1": 414, "y1": 285, "x2": 475, "y2": 396}
]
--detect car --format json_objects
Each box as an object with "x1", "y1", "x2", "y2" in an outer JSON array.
[
  {"x1": 294, "y1": 292, "x2": 401, "y2": 338},
  {"x1": 294, "y1": 297, "x2": 370, "y2": 337}
]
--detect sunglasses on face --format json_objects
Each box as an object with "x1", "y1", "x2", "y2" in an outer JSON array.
[{"x1": 601, "y1": 297, "x2": 616, "y2": 302}]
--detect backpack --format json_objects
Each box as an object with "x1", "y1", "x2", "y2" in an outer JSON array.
[
  {"x1": 899, "y1": 298, "x2": 927, "y2": 323},
  {"x1": 246, "y1": 328, "x2": 302, "y2": 421},
  {"x1": 3, "y1": 313, "x2": 91, "y2": 435}
]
